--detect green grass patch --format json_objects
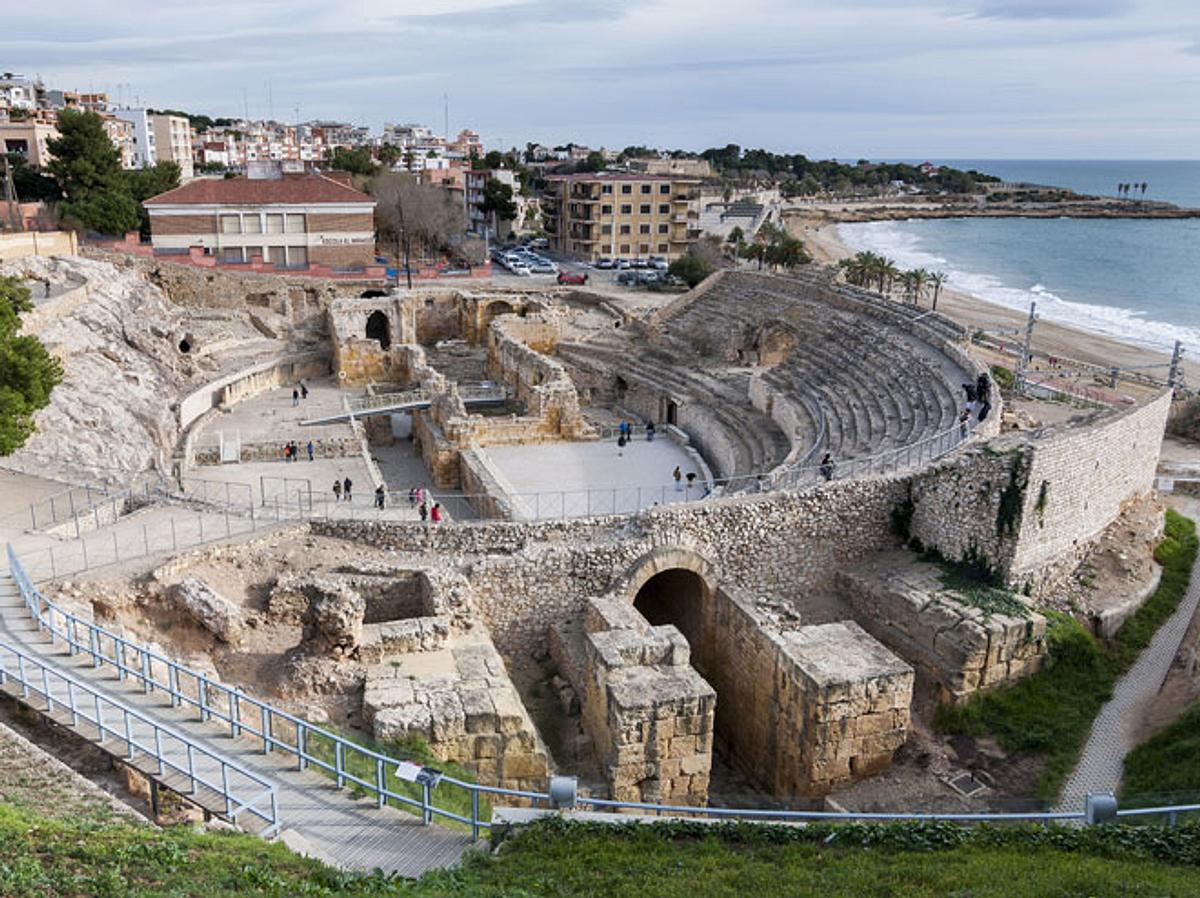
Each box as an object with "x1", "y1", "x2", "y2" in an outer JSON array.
[
  {"x1": 937, "y1": 510, "x2": 1198, "y2": 801},
  {"x1": 1122, "y1": 702, "x2": 1200, "y2": 807},
  {"x1": 936, "y1": 564, "x2": 1032, "y2": 619},
  {"x1": 303, "y1": 727, "x2": 490, "y2": 831},
  {"x1": 4, "y1": 806, "x2": 1200, "y2": 897}
]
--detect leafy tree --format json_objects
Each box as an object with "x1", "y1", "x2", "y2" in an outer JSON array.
[
  {"x1": 327, "y1": 147, "x2": 378, "y2": 176},
  {"x1": 929, "y1": 271, "x2": 947, "y2": 312},
  {"x1": 577, "y1": 152, "x2": 607, "y2": 173},
  {"x1": 376, "y1": 144, "x2": 403, "y2": 167},
  {"x1": 480, "y1": 177, "x2": 517, "y2": 225},
  {"x1": 125, "y1": 161, "x2": 181, "y2": 236},
  {"x1": 668, "y1": 251, "x2": 715, "y2": 288},
  {"x1": 4, "y1": 154, "x2": 62, "y2": 203},
  {"x1": 46, "y1": 110, "x2": 139, "y2": 235},
  {"x1": 727, "y1": 225, "x2": 744, "y2": 244},
  {"x1": 0, "y1": 277, "x2": 63, "y2": 455}
]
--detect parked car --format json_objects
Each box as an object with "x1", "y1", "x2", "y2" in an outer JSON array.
[
  {"x1": 616, "y1": 258, "x2": 631, "y2": 269},
  {"x1": 616, "y1": 271, "x2": 638, "y2": 286},
  {"x1": 509, "y1": 263, "x2": 532, "y2": 277},
  {"x1": 630, "y1": 258, "x2": 647, "y2": 269},
  {"x1": 649, "y1": 256, "x2": 669, "y2": 270},
  {"x1": 596, "y1": 257, "x2": 614, "y2": 269},
  {"x1": 531, "y1": 238, "x2": 549, "y2": 249},
  {"x1": 528, "y1": 260, "x2": 558, "y2": 274},
  {"x1": 557, "y1": 271, "x2": 589, "y2": 285}
]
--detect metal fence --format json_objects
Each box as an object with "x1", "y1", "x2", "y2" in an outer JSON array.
[
  {"x1": 0, "y1": 631, "x2": 278, "y2": 835},
  {"x1": 9, "y1": 545, "x2": 1200, "y2": 835}
]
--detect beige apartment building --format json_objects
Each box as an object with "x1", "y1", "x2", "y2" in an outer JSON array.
[
  {"x1": 152, "y1": 113, "x2": 194, "y2": 179},
  {"x1": 0, "y1": 120, "x2": 57, "y2": 167},
  {"x1": 144, "y1": 171, "x2": 376, "y2": 268},
  {"x1": 544, "y1": 173, "x2": 701, "y2": 261}
]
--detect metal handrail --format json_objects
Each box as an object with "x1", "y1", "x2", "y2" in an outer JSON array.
[
  {"x1": 8, "y1": 544, "x2": 1200, "y2": 834},
  {"x1": 0, "y1": 634, "x2": 279, "y2": 835}
]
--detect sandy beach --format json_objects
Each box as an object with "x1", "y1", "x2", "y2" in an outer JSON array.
[{"x1": 787, "y1": 215, "x2": 1200, "y2": 391}]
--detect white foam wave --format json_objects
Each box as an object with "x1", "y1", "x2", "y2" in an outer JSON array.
[{"x1": 837, "y1": 221, "x2": 1200, "y2": 358}]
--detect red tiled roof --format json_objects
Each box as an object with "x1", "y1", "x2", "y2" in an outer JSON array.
[{"x1": 145, "y1": 173, "x2": 374, "y2": 206}]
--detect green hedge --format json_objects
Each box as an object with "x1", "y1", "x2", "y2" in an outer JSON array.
[
  {"x1": 937, "y1": 510, "x2": 1198, "y2": 801},
  {"x1": 1122, "y1": 702, "x2": 1200, "y2": 805}
]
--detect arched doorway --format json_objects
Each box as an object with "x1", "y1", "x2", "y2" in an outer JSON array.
[
  {"x1": 365, "y1": 310, "x2": 391, "y2": 350},
  {"x1": 633, "y1": 569, "x2": 707, "y2": 654},
  {"x1": 482, "y1": 300, "x2": 514, "y2": 330},
  {"x1": 360, "y1": 289, "x2": 388, "y2": 299}
]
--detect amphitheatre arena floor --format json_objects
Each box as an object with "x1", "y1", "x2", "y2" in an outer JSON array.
[{"x1": 476, "y1": 438, "x2": 703, "y2": 519}]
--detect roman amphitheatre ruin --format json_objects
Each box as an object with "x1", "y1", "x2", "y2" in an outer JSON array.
[{"x1": 0, "y1": 246, "x2": 1178, "y2": 866}]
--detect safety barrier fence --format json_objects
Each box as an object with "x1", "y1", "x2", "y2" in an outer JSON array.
[
  {"x1": 0, "y1": 613, "x2": 278, "y2": 834},
  {"x1": 8, "y1": 545, "x2": 1200, "y2": 838}
]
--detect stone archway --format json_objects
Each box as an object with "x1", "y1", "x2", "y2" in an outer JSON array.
[
  {"x1": 482, "y1": 300, "x2": 515, "y2": 331},
  {"x1": 365, "y1": 309, "x2": 391, "y2": 350},
  {"x1": 633, "y1": 569, "x2": 707, "y2": 653}
]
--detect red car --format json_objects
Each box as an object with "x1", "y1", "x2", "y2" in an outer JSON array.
[{"x1": 557, "y1": 271, "x2": 589, "y2": 286}]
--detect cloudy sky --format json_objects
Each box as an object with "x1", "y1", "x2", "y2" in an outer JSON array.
[{"x1": 5, "y1": 0, "x2": 1200, "y2": 158}]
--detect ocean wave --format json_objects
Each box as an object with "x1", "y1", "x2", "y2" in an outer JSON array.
[{"x1": 837, "y1": 221, "x2": 1200, "y2": 358}]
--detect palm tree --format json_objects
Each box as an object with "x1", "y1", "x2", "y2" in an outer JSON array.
[
  {"x1": 742, "y1": 241, "x2": 768, "y2": 271},
  {"x1": 1141, "y1": 182, "x2": 1148, "y2": 196},
  {"x1": 929, "y1": 271, "x2": 947, "y2": 311},
  {"x1": 906, "y1": 268, "x2": 930, "y2": 306},
  {"x1": 878, "y1": 258, "x2": 901, "y2": 295}
]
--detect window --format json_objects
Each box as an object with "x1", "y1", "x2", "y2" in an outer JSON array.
[
  {"x1": 621, "y1": 184, "x2": 632, "y2": 194},
  {"x1": 248, "y1": 246, "x2": 266, "y2": 261},
  {"x1": 287, "y1": 246, "x2": 308, "y2": 266},
  {"x1": 658, "y1": 204, "x2": 669, "y2": 214},
  {"x1": 619, "y1": 244, "x2": 630, "y2": 253},
  {"x1": 658, "y1": 243, "x2": 669, "y2": 253},
  {"x1": 602, "y1": 224, "x2": 612, "y2": 235},
  {"x1": 641, "y1": 184, "x2": 651, "y2": 194},
  {"x1": 219, "y1": 215, "x2": 241, "y2": 235},
  {"x1": 267, "y1": 245, "x2": 286, "y2": 265},
  {"x1": 658, "y1": 224, "x2": 669, "y2": 234},
  {"x1": 243, "y1": 215, "x2": 263, "y2": 234},
  {"x1": 660, "y1": 184, "x2": 671, "y2": 194},
  {"x1": 639, "y1": 243, "x2": 650, "y2": 253},
  {"x1": 266, "y1": 214, "x2": 285, "y2": 234},
  {"x1": 620, "y1": 204, "x2": 632, "y2": 214},
  {"x1": 601, "y1": 204, "x2": 612, "y2": 214},
  {"x1": 620, "y1": 224, "x2": 631, "y2": 235},
  {"x1": 285, "y1": 213, "x2": 306, "y2": 233},
  {"x1": 639, "y1": 204, "x2": 651, "y2": 214},
  {"x1": 601, "y1": 184, "x2": 613, "y2": 194},
  {"x1": 219, "y1": 247, "x2": 243, "y2": 262},
  {"x1": 639, "y1": 224, "x2": 650, "y2": 234}
]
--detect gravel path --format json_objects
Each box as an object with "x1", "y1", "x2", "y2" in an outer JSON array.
[{"x1": 1054, "y1": 543, "x2": 1200, "y2": 812}]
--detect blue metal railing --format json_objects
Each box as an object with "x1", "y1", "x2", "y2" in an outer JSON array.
[{"x1": 9, "y1": 543, "x2": 1200, "y2": 836}]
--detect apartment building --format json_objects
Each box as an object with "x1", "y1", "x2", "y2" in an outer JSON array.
[
  {"x1": 144, "y1": 169, "x2": 376, "y2": 268},
  {"x1": 151, "y1": 113, "x2": 194, "y2": 179},
  {"x1": 0, "y1": 120, "x2": 57, "y2": 166},
  {"x1": 543, "y1": 173, "x2": 701, "y2": 261},
  {"x1": 465, "y1": 168, "x2": 517, "y2": 237},
  {"x1": 113, "y1": 108, "x2": 156, "y2": 168}
]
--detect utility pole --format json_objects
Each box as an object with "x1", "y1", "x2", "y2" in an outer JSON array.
[
  {"x1": 2, "y1": 154, "x2": 22, "y2": 232},
  {"x1": 443, "y1": 92, "x2": 449, "y2": 141},
  {"x1": 1169, "y1": 340, "x2": 1185, "y2": 389},
  {"x1": 1016, "y1": 301, "x2": 1037, "y2": 394}
]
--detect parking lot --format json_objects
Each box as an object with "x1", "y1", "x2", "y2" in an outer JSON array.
[{"x1": 489, "y1": 242, "x2": 684, "y2": 293}]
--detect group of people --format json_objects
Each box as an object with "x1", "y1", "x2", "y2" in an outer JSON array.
[
  {"x1": 407, "y1": 487, "x2": 443, "y2": 523},
  {"x1": 615, "y1": 419, "x2": 655, "y2": 453},
  {"x1": 331, "y1": 477, "x2": 353, "y2": 502},
  {"x1": 959, "y1": 372, "x2": 993, "y2": 438},
  {"x1": 671, "y1": 466, "x2": 698, "y2": 491},
  {"x1": 291, "y1": 381, "x2": 309, "y2": 408},
  {"x1": 282, "y1": 440, "x2": 314, "y2": 462}
]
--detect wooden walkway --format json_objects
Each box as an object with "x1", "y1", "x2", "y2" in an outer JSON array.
[{"x1": 0, "y1": 569, "x2": 473, "y2": 878}]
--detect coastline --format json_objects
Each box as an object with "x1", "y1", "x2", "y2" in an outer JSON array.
[{"x1": 788, "y1": 217, "x2": 1200, "y2": 390}]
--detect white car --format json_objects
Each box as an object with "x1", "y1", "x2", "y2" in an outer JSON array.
[
  {"x1": 528, "y1": 260, "x2": 558, "y2": 274},
  {"x1": 509, "y1": 263, "x2": 532, "y2": 277}
]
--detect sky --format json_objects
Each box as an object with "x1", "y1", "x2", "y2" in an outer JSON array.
[{"x1": 4, "y1": 0, "x2": 1200, "y2": 159}]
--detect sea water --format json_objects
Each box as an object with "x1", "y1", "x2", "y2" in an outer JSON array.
[{"x1": 837, "y1": 160, "x2": 1200, "y2": 357}]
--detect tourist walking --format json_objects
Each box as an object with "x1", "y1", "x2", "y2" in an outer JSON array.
[
  {"x1": 430, "y1": 503, "x2": 442, "y2": 524},
  {"x1": 283, "y1": 443, "x2": 292, "y2": 463},
  {"x1": 306, "y1": 440, "x2": 314, "y2": 461},
  {"x1": 300, "y1": 381, "x2": 309, "y2": 400},
  {"x1": 617, "y1": 433, "x2": 626, "y2": 456},
  {"x1": 375, "y1": 485, "x2": 386, "y2": 509},
  {"x1": 408, "y1": 487, "x2": 418, "y2": 506},
  {"x1": 819, "y1": 453, "x2": 834, "y2": 482},
  {"x1": 332, "y1": 480, "x2": 342, "y2": 502},
  {"x1": 419, "y1": 502, "x2": 428, "y2": 523},
  {"x1": 673, "y1": 466, "x2": 682, "y2": 491},
  {"x1": 646, "y1": 421, "x2": 656, "y2": 442},
  {"x1": 959, "y1": 409, "x2": 971, "y2": 439},
  {"x1": 289, "y1": 441, "x2": 298, "y2": 463},
  {"x1": 292, "y1": 388, "x2": 300, "y2": 407},
  {"x1": 343, "y1": 477, "x2": 353, "y2": 502}
]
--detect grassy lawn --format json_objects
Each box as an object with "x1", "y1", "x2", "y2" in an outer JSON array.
[
  {"x1": 302, "y1": 727, "x2": 490, "y2": 832},
  {"x1": 937, "y1": 509, "x2": 1198, "y2": 801},
  {"x1": 2, "y1": 806, "x2": 1200, "y2": 897},
  {"x1": 1122, "y1": 701, "x2": 1200, "y2": 806}
]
